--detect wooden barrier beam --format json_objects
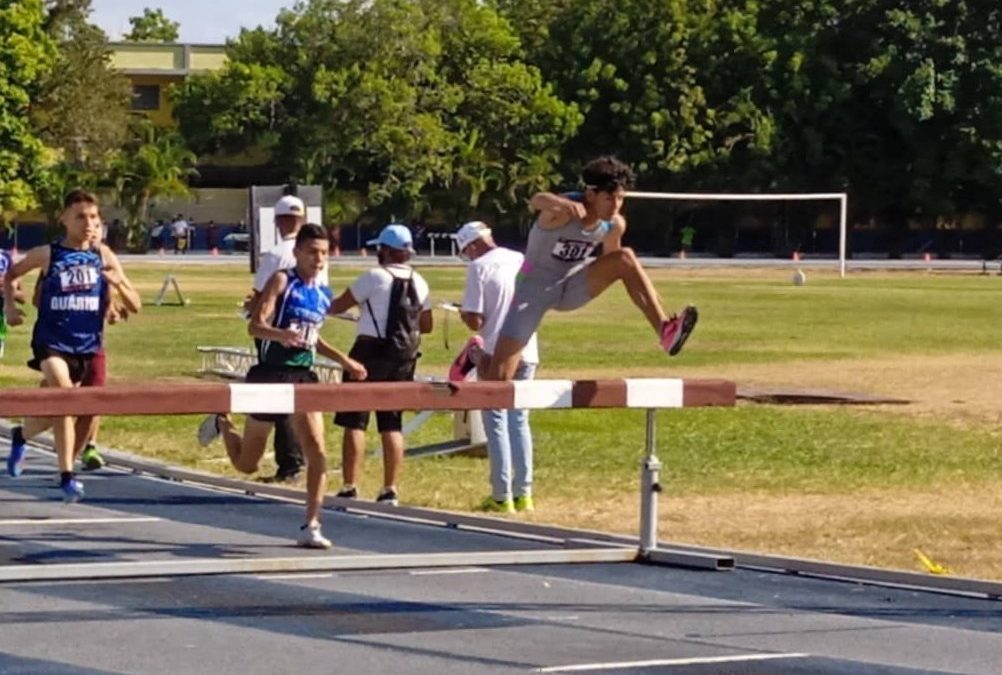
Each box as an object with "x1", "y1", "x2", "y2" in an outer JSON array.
[{"x1": 0, "y1": 378, "x2": 736, "y2": 417}]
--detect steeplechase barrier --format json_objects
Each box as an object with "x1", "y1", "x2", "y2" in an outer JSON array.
[
  {"x1": 3, "y1": 376, "x2": 1002, "y2": 598},
  {"x1": 0, "y1": 378, "x2": 734, "y2": 418},
  {"x1": 0, "y1": 378, "x2": 737, "y2": 581},
  {"x1": 196, "y1": 347, "x2": 485, "y2": 457}
]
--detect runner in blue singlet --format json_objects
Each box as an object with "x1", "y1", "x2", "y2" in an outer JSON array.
[
  {"x1": 197, "y1": 223, "x2": 365, "y2": 549},
  {"x1": 2, "y1": 190, "x2": 141, "y2": 501}
]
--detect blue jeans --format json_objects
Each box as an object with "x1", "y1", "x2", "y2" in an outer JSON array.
[{"x1": 483, "y1": 360, "x2": 536, "y2": 501}]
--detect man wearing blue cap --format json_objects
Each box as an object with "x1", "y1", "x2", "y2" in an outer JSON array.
[{"x1": 329, "y1": 224, "x2": 433, "y2": 505}]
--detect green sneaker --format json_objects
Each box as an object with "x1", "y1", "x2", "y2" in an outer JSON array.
[
  {"x1": 513, "y1": 495, "x2": 534, "y2": 513},
  {"x1": 478, "y1": 496, "x2": 515, "y2": 514},
  {"x1": 80, "y1": 445, "x2": 105, "y2": 472}
]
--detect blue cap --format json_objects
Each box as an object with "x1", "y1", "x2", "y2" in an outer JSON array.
[{"x1": 367, "y1": 224, "x2": 413, "y2": 251}]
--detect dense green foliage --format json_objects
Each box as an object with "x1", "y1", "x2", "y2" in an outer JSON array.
[
  {"x1": 168, "y1": 0, "x2": 1002, "y2": 240},
  {"x1": 124, "y1": 6, "x2": 179, "y2": 42},
  {"x1": 32, "y1": 0, "x2": 133, "y2": 223},
  {"x1": 4, "y1": 0, "x2": 1002, "y2": 248},
  {"x1": 172, "y1": 0, "x2": 580, "y2": 223},
  {"x1": 0, "y1": 0, "x2": 55, "y2": 218}
]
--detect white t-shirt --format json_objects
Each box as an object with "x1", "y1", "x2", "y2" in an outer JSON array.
[
  {"x1": 461, "y1": 246, "x2": 539, "y2": 363},
  {"x1": 351, "y1": 264, "x2": 431, "y2": 338},
  {"x1": 253, "y1": 237, "x2": 329, "y2": 292}
]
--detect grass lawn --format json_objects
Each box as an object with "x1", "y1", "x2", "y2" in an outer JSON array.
[{"x1": 2, "y1": 261, "x2": 1002, "y2": 579}]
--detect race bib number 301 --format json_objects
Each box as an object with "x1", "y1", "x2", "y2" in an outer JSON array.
[
  {"x1": 58, "y1": 265, "x2": 99, "y2": 292},
  {"x1": 551, "y1": 239, "x2": 595, "y2": 263}
]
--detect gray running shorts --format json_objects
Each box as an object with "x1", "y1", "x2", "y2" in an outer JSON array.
[{"x1": 499, "y1": 266, "x2": 593, "y2": 345}]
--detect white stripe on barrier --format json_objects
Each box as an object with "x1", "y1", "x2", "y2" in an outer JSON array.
[
  {"x1": 513, "y1": 380, "x2": 574, "y2": 409},
  {"x1": 229, "y1": 384, "x2": 295, "y2": 414},
  {"x1": 625, "y1": 379, "x2": 683, "y2": 408}
]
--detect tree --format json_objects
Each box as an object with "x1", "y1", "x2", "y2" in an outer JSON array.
[
  {"x1": 112, "y1": 120, "x2": 198, "y2": 250},
  {"x1": 172, "y1": 0, "x2": 579, "y2": 223},
  {"x1": 496, "y1": 0, "x2": 775, "y2": 184},
  {"x1": 749, "y1": 0, "x2": 1002, "y2": 235},
  {"x1": 32, "y1": 0, "x2": 132, "y2": 201},
  {"x1": 0, "y1": 0, "x2": 57, "y2": 219},
  {"x1": 125, "y1": 7, "x2": 179, "y2": 43}
]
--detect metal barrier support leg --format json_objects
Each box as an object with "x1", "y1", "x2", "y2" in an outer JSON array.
[
  {"x1": 638, "y1": 409, "x2": 735, "y2": 571},
  {"x1": 639, "y1": 409, "x2": 662, "y2": 554}
]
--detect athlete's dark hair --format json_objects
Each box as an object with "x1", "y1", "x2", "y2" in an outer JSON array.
[
  {"x1": 63, "y1": 189, "x2": 99, "y2": 209},
  {"x1": 295, "y1": 223, "x2": 328, "y2": 247},
  {"x1": 581, "y1": 156, "x2": 634, "y2": 193}
]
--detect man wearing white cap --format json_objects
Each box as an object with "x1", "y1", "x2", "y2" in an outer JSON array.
[
  {"x1": 245, "y1": 195, "x2": 329, "y2": 483},
  {"x1": 456, "y1": 222, "x2": 539, "y2": 513},
  {"x1": 329, "y1": 224, "x2": 433, "y2": 506}
]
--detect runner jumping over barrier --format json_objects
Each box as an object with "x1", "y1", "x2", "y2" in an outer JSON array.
[{"x1": 486, "y1": 156, "x2": 697, "y2": 381}]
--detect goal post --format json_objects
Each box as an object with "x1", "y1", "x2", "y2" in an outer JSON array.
[{"x1": 626, "y1": 191, "x2": 849, "y2": 278}]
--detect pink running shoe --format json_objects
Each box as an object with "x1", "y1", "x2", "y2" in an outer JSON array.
[
  {"x1": 660, "y1": 305, "x2": 698, "y2": 356},
  {"x1": 449, "y1": 335, "x2": 485, "y2": 381}
]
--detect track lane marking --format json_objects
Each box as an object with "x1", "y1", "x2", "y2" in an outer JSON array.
[
  {"x1": 0, "y1": 517, "x2": 162, "y2": 526},
  {"x1": 535, "y1": 652, "x2": 810, "y2": 672}
]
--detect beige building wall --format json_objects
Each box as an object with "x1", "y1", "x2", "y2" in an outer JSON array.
[{"x1": 101, "y1": 188, "x2": 248, "y2": 226}]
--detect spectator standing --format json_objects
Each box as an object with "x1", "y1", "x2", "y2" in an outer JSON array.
[
  {"x1": 456, "y1": 221, "x2": 540, "y2": 513},
  {"x1": 159, "y1": 219, "x2": 172, "y2": 252},
  {"x1": 327, "y1": 225, "x2": 341, "y2": 257},
  {"x1": 108, "y1": 219, "x2": 123, "y2": 252},
  {"x1": 171, "y1": 214, "x2": 190, "y2": 254},
  {"x1": 329, "y1": 224, "x2": 433, "y2": 505},
  {"x1": 680, "y1": 224, "x2": 696, "y2": 257},
  {"x1": 206, "y1": 220, "x2": 219, "y2": 252}
]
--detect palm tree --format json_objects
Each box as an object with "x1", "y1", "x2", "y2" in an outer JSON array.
[{"x1": 112, "y1": 120, "x2": 198, "y2": 250}]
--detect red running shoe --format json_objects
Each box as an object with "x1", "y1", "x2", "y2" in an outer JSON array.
[
  {"x1": 660, "y1": 305, "x2": 698, "y2": 356},
  {"x1": 449, "y1": 335, "x2": 485, "y2": 381}
]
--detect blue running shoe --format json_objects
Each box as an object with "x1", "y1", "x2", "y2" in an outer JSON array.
[
  {"x1": 60, "y1": 477, "x2": 85, "y2": 503},
  {"x1": 6, "y1": 426, "x2": 27, "y2": 477}
]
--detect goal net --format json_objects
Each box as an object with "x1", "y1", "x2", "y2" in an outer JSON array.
[{"x1": 625, "y1": 191, "x2": 849, "y2": 277}]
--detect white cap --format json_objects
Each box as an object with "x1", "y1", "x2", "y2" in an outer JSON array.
[
  {"x1": 274, "y1": 195, "x2": 305, "y2": 217},
  {"x1": 455, "y1": 221, "x2": 491, "y2": 251}
]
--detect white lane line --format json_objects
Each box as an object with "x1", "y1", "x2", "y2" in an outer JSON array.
[
  {"x1": 535, "y1": 653, "x2": 810, "y2": 673},
  {"x1": 0, "y1": 517, "x2": 162, "y2": 526},
  {"x1": 409, "y1": 567, "x2": 489, "y2": 576},
  {"x1": 254, "y1": 573, "x2": 335, "y2": 580}
]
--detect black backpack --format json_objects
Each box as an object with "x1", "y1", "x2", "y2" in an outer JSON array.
[{"x1": 367, "y1": 269, "x2": 422, "y2": 360}]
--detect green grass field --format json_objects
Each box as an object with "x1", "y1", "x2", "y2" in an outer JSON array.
[{"x1": 3, "y1": 261, "x2": 1001, "y2": 578}]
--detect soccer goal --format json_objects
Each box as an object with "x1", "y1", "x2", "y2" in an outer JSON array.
[{"x1": 626, "y1": 191, "x2": 849, "y2": 277}]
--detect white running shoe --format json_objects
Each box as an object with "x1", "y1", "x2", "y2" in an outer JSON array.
[
  {"x1": 297, "y1": 523, "x2": 332, "y2": 549},
  {"x1": 197, "y1": 414, "x2": 222, "y2": 447}
]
